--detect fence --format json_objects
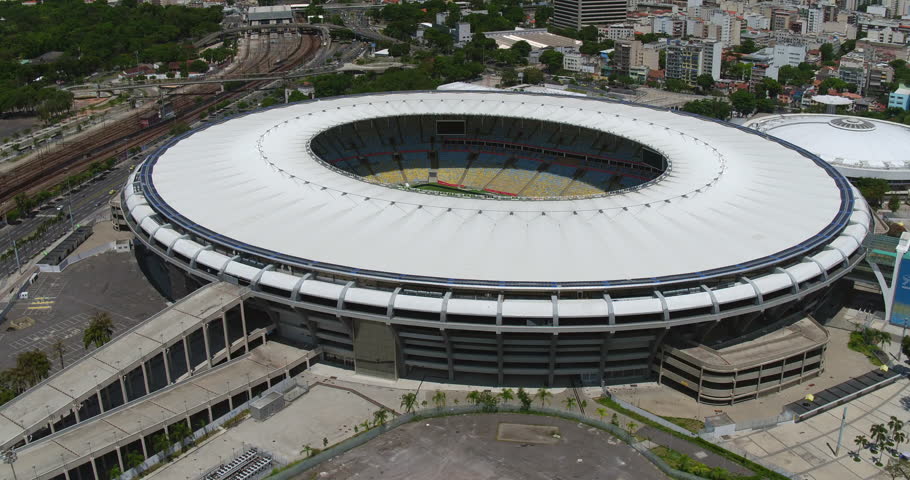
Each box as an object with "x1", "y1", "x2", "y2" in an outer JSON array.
[
  {"x1": 265, "y1": 405, "x2": 711, "y2": 480},
  {"x1": 604, "y1": 393, "x2": 698, "y2": 438},
  {"x1": 116, "y1": 377, "x2": 299, "y2": 480},
  {"x1": 37, "y1": 239, "x2": 131, "y2": 273}
]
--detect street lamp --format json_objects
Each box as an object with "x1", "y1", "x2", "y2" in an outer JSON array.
[{"x1": 1, "y1": 449, "x2": 18, "y2": 480}]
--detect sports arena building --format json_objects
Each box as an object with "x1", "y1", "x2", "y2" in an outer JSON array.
[
  {"x1": 745, "y1": 114, "x2": 910, "y2": 189},
  {"x1": 123, "y1": 91, "x2": 871, "y2": 404}
]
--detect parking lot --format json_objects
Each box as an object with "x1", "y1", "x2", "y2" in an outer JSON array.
[{"x1": 0, "y1": 251, "x2": 166, "y2": 371}]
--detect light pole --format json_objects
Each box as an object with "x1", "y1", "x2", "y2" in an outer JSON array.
[
  {"x1": 6, "y1": 230, "x2": 21, "y2": 274},
  {"x1": 2, "y1": 449, "x2": 18, "y2": 480}
]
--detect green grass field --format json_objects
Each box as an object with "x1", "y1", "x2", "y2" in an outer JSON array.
[{"x1": 412, "y1": 183, "x2": 494, "y2": 197}]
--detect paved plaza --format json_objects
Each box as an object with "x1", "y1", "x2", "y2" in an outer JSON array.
[{"x1": 300, "y1": 413, "x2": 667, "y2": 480}]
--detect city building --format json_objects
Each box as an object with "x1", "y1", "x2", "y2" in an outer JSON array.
[
  {"x1": 124, "y1": 91, "x2": 868, "y2": 395},
  {"x1": 562, "y1": 52, "x2": 601, "y2": 73},
  {"x1": 890, "y1": 84, "x2": 910, "y2": 110},
  {"x1": 483, "y1": 29, "x2": 581, "y2": 54},
  {"x1": 612, "y1": 39, "x2": 641, "y2": 76},
  {"x1": 867, "y1": 63, "x2": 895, "y2": 99},
  {"x1": 652, "y1": 14, "x2": 686, "y2": 36},
  {"x1": 552, "y1": 0, "x2": 628, "y2": 30},
  {"x1": 246, "y1": 5, "x2": 293, "y2": 27},
  {"x1": 456, "y1": 22, "x2": 472, "y2": 43},
  {"x1": 747, "y1": 114, "x2": 910, "y2": 189},
  {"x1": 601, "y1": 23, "x2": 636, "y2": 41},
  {"x1": 665, "y1": 40, "x2": 721, "y2": 84},
  {"x1": 806, "y1": 8, "x2": 823, "y2": 34},
  {"x1": 866, "y1": 27, "x2": 906, "y2": 45},
  {"x1": 837, "y1": 52, "x2": 867, "y2": 95}
]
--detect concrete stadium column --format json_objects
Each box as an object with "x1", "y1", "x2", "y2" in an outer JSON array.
[
  {"x1": 755, "y1": 364, "x2": 764, "y2": 399},
  {"x1": 89, "y1": 456, "x2": 99, "y2": 480},
  {"x1": 222, "y1": 313, "x2": 231, "y2": 361},
  {"x1": 140, "y1": 359, "x2": 151, "y2": 395},
  {"x1": 96, "y1": 391, "x2": 105, "y2": 413},
  {"x1": 119, "y1": 376, "x2": 128, "y2": 404},
  {"x1": 182, "y1": 337, "x2": 192, "y2": 376},
  {"x1": 202, "y1": 323, "x2": 213, "y2": 368},
  {"x1": 799, "y1": 350, "x2": 809, "y2": 378},
  {"x1": 139, "y1": 432, "x2": 148, "y2": 458},
  {"x1": 600, "y1": 332, "x2": 613, "y2": 382},
  {"x1": 115, "y1": 444, "x2": 124, "y2": 472},
  {"x1": 163, "y1": 348, "x2": 172, "y2": 385},
  {"x1": 496, "y1": 334, "x2": 504, "y2": 386},
  {"x1": 440, "y1": 329, "x2": 454, "y2": 381},
  {"x1": 62, "y1": 463, "x2": 71, "y2": 480},
  {"x1": 547, "y1": 334, "x2": 558, "y2": 386},
  {"x1": 778, "y1": 359, "x2": 787, "y2": 392},
  {"x1": 730, "y1": 371, "x2": 738, "y2": 406},
  {"x1": 240, "y1": 301, "x2": 250, "y2": 353}
]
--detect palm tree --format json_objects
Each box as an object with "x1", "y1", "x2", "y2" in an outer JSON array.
[
  {"x1": 466, "y1": 390, "x2": 482, "y2": 406},
  {"x1": 169, "y1": 421, "x2": 192, "y2": 451},
  {"x1": 400, "y1": 392, "x2": 417, "y2": 413},
  {"x1": 359, "y1": 420, "x2": 371, "y2": 432},
  {"x1": 596, "y1": 407, "x2": 607, "y2": 422},
  {"x1": 52, "y1": 340, "x2": 66, "y2": 370},
  {"x1": 534, "y1": 388, "x2": 552, "y2": 408},
  {"x1": 125, "y1": 451, "x2": 144, "y2": 469},
  {"x1": 889, "y1": 416, "x2": 905, "y2": 440},
  {"x1": 152, "y1": 433, "x2": 171, "y2": 457},
  {"x1": 108, "y1": 466, "x2": 122, "y2": 480},
  {"x1": 579, "y1": 399, "x2": 587, "y2": 411},
  {"x1": 499, "y1": 388, "x2": 515, "y2": 405},
  {"x1": 432, "y1": 390, "x2": 447, "y2": 409},
  {"x1": 563, "y1": 397, "x2": 577, "y2": 411},
  {"x1": 15, "y1": 350, "x2": 51, "y2": 387},
  {"x1": 83, "y1": 312, "x2": 115, "y2": 349},
  {"x1": 373, "y1": 408, "x2": 389, "y2": 427},
  {"x1": 627, "y1": 421, "x2": 637, "y2": 435}
]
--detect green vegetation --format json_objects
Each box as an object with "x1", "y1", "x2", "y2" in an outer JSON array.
[
  {"x1": 854, "y1": 177, "x2": 892, "y2": 207},
  {"x1": 596, "y1": 397, "x2": 788, "y2": 480},
  {"x1": 651, "y1": 446, "x2": 755, "y2": 480},
  {"x1": 0, "y1": 349, "x2": 53, "y2": 407},
  {"x1": 222, "y1": 409, "x2": 250, "y2": 429},
  {"x1": 83, "y1": 312, "x2": 115, "y2": 349},
  {"x1": 0, "y1": 0, "x2": 222, "y2": 117},
  {"x1": 661, "y1": 416, "x2": 705, "y2": 434},
  {"x1": 412, "y1": 183, "x2": 490, "y2": 196},
  {"x1": 848, "y1": 328, "x2": 890, "y2": 366},
  {"x1": 682, "y1": 99, "x2": 732, "y2": 120}
]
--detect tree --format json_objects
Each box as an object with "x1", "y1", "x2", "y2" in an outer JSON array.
[
  {"x1": 125, "y1": 450, "x2": 144, "y2": 469},
  {"x1": 499, "y1": 388, "x2": 515, "y2": 404},
  {"x1": 563, "y1": 397, "x2": 577, "y2": 411},
  {"x1": 516, "y1": 387, "x2": 532, "y2": 411},
  {"x1": 534, "y1": 388, "x2": 552, "y2": 407},
  {"x1": 855, "y1": 177, "x2": 892, "y2": 207},
  {"x1": 287, "y1": 90, "x2": 308, "y2": 103},
  {"x1": 820, "y1": 43, "x2": 835, "y2": 62},
  {"x1": 14, "y1": 193, "x2": 31, "y2": 217},
  {"x1": 735, "y1": 38, "x2": 758, "y2": 54},
  {"x1": 596, "y1": 407, "x2": 607, "y2": 422},
  {"x1": 400, "y1": 392, "x2": 417, "y2": 413},
  {"x1": 729, "y1": 89, "x2": 757, "y2": 115},
  {"x1": 323, "y1": 437, "x2": 328, "y2": 447},
  {"x1": 188, "y1": 59, "x2": 208, "y2": 73},
  {"x1": 539, "y1": 49, "x2": 564, "y2": 72},
  {"x1": 696, "y1": 73, "x2": 715, "y2": 93},
  {"x1": 510, "y1": 40, "x2": 532, "y2": 58},
  {"x1": 682, "y1": 99, "x2": 732, "y2": 120},
  {"x1": 83, "y1": 312, "x2": 115, "y2": 349},
  {"x1": 626, "y1": 421, "x2": 637, "y2": 435},
  {"x1": 432, "y1": 390, "x2": 447, "y2": 409},
  {"x1": 500, "y1": 68, "x2": 519, "y2": 87},
  {"x1": 169, "y1": 421, "x2": 191, "y2": 451},
  {"x1": 109, "y1": 466, "x2": 122, "y2": 480},
  {"x1": 523, "y1": 67, "x2": 544, "y2": 85},
  {"x1": 873, "y1": 423, "x2": 891, "y2": 465},
  {"x1": 16, "y1": 350, "x2": 51, "y2": 387},
  {"x1": 884, "y1": 457, "x2": 910, "y2": 480},
  {"x1": 466, "y1": 390, "x2": 482, "y2": 406},
  {"x1": 890, "y1": 196, "x2": 902, "y2": 212},
  {"x1": 664, "y1": 78, "x2": 689, "y2": 92},
  {"x1": 373, "y1": 408, "x2": 389, "y2": 426},
  {"x1": 52, "y1": 340, "x2": 66, "y2": 371},
  {"x1": 534, "y1": 6, "x2": 553, "y2": 27},
  {"x1": 152, "y1": 433, "x2": 171, "y2": 457}
]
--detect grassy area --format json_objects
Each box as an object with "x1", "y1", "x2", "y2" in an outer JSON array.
[
  {"x1": 847, "y1": 330, "x2": 886, "y2": 366},
  {"x1": 596, "y1": 397, "x2": 788, "y2": 480},
  {"x1": 651, "y1": 446, "x2": 759, "y2": 480},
  {"x1": 411, "y1": 183, "x2": 491, "y2": 197},
  {"x1": 661, "y1": 416, "x2": 705, "y2": 434}
]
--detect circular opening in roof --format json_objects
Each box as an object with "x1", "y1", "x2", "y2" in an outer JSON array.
[
  {"x1": 309, "y1": 114, "x2": 668, "y2": 199},
  {"x1": 829, "y1": 117, "x2": 876, "y2": 131}
]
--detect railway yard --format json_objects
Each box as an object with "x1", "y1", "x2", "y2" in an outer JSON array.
[{"x1": 0, "y1": 32, "x2": 322, "y2": 214}]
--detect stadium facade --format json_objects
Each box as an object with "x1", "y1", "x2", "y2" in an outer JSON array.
[{"x1": 123, "y1": 91, "x2": 871, "y2": 404}]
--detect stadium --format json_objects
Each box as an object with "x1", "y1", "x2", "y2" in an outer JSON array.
[
  {"x1": 123, "y1": 91, "x2": 871, "y2": 404},
  {"x1": 745, "y1": 113, "x2": 910, "y2": 189}
]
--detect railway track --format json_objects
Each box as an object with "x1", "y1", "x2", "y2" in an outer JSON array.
[{"x1": 0, "y1": 33, "x2": 317, "y2": 212}]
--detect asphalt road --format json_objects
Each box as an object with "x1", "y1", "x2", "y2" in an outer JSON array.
[{"x1": 0, "y1": 155, "x2": 139, "y2": 278}]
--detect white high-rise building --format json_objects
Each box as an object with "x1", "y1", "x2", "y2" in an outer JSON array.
[
  {"x1": 665, "y1": 40, "x2": 721, "y2": 84},
  {"x1": 553, "y1": 0, "x2": 628, "y2": 30},
  {"x1": 806, "y1": 8, "x2": 823, "y2": 34}
]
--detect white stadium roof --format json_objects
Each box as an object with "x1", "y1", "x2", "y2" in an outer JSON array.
[
  {"x1": 136, "y1": 92, "x2": 860, "y2": 287},
  {"x1": 745, "y1": 114, "x2": 910, "y2": 181}
]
